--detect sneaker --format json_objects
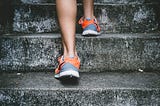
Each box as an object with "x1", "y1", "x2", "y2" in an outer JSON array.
[
  {"x1": 78, "y1": 17, "x2": 101, "y2": 36},
  {"x1": 54, "y1": 56, "x2": 80, "y2": 79}
]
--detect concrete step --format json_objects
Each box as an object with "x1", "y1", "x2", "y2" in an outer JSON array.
[
  {"x1": 0, "y1": 33, "x2": 160, "y2": 72},
  {"x1": 12, "y1": 0, "x2": 160, "y2": 5},
  {"x1": 0, "y1": 72, "x2": 160, "y2": 106},
  {"x1": 0, "y1": 1, "x2": 160, "y2": 34}
]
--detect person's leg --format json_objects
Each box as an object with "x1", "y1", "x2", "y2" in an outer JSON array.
[
  {"x1": 56, "y1": 0, "x2": 77, "y2": 57},
  {"x1": 83, "y1": 0, "x2": 94, "y2": 19},
  {"x1": 79, "y1": 0, "x2": 100, "y2": 36},
  {"x1": 55, "y1": 0, "x2": 80, "y2": 79}
]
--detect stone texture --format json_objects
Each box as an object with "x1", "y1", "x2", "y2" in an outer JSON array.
[
  {"x1": 13, "y1": 5, "x2": 59, "y2": 33},
  {"x1": 0, "y1": 33, "x2": 160, "y2": 72},
  {"x1": 1, "y1": 0, "x2": 159, "y2": 34},
  {"x1": 0, "y1": 34, "x2": 62, "y2": 71},
  {"x1": 95, "y1": 4, "x2": 159, "y2": 33},
  {"x1": 11, "y1": 4, "x2": 160, "y2": 34},
  {"x1": 16, "y1": 0, "x2": 160, "y2": 4},
  {"x1": 0, "y1": 72, "x2": 160, "y2": 106},
  {"x1": 0, "y1": 0, "x2": 14, "y2": 34},
  {"x1": 94, "y1": 0, "x2": 160, "y2": 4}
]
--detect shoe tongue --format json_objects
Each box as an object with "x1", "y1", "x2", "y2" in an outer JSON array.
[
  {"x1": 86, "y1": 18, "x2": 91, "y2": 21},
  {"x1": 69, "y1": 55, "x2": 74, "y2": 59},
  {"x1": 63, "y1": 55, "x2": 75, "y2": 60}
]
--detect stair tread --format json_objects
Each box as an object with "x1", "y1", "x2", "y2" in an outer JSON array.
[
  {"x1": 1, "y1": 72, "x2": 160, "y2": 90},
  {"x1": 1, "y1": 33, "x2": 160, "y2": 38},
  {"x1": 14, "y1": 3, "x2": 159, "y2": 5}
]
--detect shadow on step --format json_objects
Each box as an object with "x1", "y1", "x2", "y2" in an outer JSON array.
[{"x1": 59, "y1": 77, "x2": 79, "y2": 86}]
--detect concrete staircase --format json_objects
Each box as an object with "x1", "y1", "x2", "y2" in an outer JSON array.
[{"x1": 0, "y1": 0, "x2": 160, "y2": 105}]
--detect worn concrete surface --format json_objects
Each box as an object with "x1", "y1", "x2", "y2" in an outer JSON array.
[
  {"x1": 12, "y1": 4, "x2": 160, "y2": 33},
  {"x1": 0, "y1": 72, "x2": 160, "y2": 106},
  {"x1": 1, "y1": 0, "x2": 159, "y2": 34},
  {"x1": 0, "y1": 0, "x2": 14, "y2": 34},
  {"x1": 15, "y1": 0, "x2": 160, "y2": 4},
  {"x1": 0, "y1": 33, "x2": 160, "y2": 72}
]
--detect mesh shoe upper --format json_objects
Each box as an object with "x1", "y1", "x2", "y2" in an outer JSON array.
[
  {"x1": 55, "y1": 56, "x2": 80, "y2": 75},
  {"x1": 78, "y1": 17, "x2": 101, "y2": 32}
]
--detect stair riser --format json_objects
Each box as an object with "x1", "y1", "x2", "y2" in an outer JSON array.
[
  {"x1": 12, "y1": 0, "x2": 160, "y2": 4},
  {"x1": 13, "y1": 4, "x2": 160, "y2": 33},
  {"x1": 0, "y1": 34, "x2": 159, "y2": 72},
  {"x1": 0, "y1": 89, "x2": 159, "y2": 106},
  {"x1": 0, "y1": 3, "x2": 160, "y2": 34}
]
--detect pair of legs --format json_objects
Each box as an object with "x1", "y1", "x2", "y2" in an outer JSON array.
[
  {"x1": 55, "y1": 0, "x2": 100, "y2": 78},
  {"x1": 56, "y1": 0, "x2": 95, "y2": 58}
]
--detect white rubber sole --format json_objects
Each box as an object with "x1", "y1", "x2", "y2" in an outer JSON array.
[
  {"x1": 82, "y1": 30, "x2": 100, "y2": 36},
  {"x1": 55, "y1": 70, "x2": 80, "y2": 79}
]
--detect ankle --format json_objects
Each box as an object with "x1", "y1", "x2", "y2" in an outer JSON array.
[
  {"x1": 84, "y1": 16, "x2": 95, "y2": 20},
  {"x1": 63, "y1": 53, "x2": 77, "y2": 58}
]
